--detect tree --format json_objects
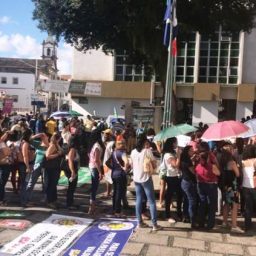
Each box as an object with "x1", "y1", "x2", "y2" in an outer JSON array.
[{"x1": 32, "y1": 0, "x2": 256, "y2": 77}]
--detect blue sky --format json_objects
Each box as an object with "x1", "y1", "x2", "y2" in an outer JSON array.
[{"x1": 0, "y1": 0, "x2": 72, "y2": 74}]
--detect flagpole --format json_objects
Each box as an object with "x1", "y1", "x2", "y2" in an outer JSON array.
[{"x1": 163, "y1": 0, "x2": 177, "y2": 128}]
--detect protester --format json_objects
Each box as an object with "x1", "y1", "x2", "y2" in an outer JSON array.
[
  {"x1": 195, "y1": 148, "x2": 220, "y2": 230},
  {"x1": 180, "y1": 145, "x2": 198, "y2": 228},
  {"x1": 161, "y1": 137, "x2": 183, "y2": 222},
  {"x1": 219, "y1": 143, "x2": 242, "y2": 233},
  {"x1": 23, "y1": 133, "x2": 49, "y2": 206},
  {"x1": 88, "y1": 128, "x2": 104, "y2": 214},
  {"x1": 241, "y1": 145, "x2": 256, "y2": 233},
  {"x1": 109, "y1": 139, "x2": 129, "y2": 217},
  {"x1": 44, "y1": 132, "x2": 63, "y2": 208},
  {"x1": 130, "y1": 135, "x2": 161, "y2": 231}
]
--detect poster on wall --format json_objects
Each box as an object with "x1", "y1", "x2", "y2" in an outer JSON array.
[
  {"x1": 2, "y1": 98, "x2": 13, "y2": 114},
  {"x1": 85, "y1": 82, "x2": 102, "y2": 96}
]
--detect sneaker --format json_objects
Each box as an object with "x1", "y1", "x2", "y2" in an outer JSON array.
[
  {"x1": 231, "y1": 226, "x2": 244, "y2": 234},
  {"x1": 221, "y1": 223, "x2": 230, "y2": 229},
  {"x1": 152, "y1": 224, "x2": 163, "y2": 231},
  {"x1": 138, "y1": 222, "x2": 149, "y2": 228},
  {"x1": 168, "y1": 218, "x2": 176, "y2": 224}
]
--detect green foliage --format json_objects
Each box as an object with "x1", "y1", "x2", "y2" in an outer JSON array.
[{"x1": 32, "y1": 0, "x2": 256, "y2": 76}]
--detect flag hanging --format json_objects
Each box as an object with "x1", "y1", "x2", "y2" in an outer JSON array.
[{"x1": 163, "y1": 0, "x2": 178, "y2": 55}]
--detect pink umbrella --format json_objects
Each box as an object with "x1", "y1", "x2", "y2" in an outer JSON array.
[{"x1": 201, "y1": 120, "x2": 249, "y2": 141}]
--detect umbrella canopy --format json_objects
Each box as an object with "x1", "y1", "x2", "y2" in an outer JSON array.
[
  {"x1": 50, "y1": 111, "x2": 70, "y2": 119},
  {"x1": 201, "y1": 120, "x2": 249, "y2": 141},
  {"x1": 241, "y1": 119, "x2": 256, "y2": 138},
  {"x1": 154, "y1": 124, "x2": 197, "y2": 141},
  {"x1": 69, "y1": 110, "x2": 83, "y2": 117}
]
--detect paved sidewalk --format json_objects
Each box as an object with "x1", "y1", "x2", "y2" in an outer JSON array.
[{"x1": 0, "y1": 180, "x2": 255, "y2": 256}]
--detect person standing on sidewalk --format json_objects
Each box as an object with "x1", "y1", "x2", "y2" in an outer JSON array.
[
  {"x1": 130, "y1": 134, "x2": 161, "y2": 231},
  {"x1": 195, "y1": 150, "x2": 220, "y2": 230},
  {"x1": 241, "y1": 145, "x2": 256, "y2": 233}
]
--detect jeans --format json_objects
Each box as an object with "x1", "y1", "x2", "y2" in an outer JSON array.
[
  {"x1": 165, "y1": 176, "x2": 183, "y2": 218},
  {"x1": 197, "y1": 182, "x2": 218, "y2": 229},
  {"x1": 242, "y1": 187, "x2": 256, "y2": 230},
  {"x1": 64, "y1": 162, "x2": 78, "y2": 207},
  {"x1": 112, "y1": 175, "x2": 127, "y2": 213},
  {"x1": 24, "y1": 163, "x2": 43, "y2": 204},
  {"x1": 0, "y1": 165, "x2": 12, "y2": 201},
  {"x1": 18, "y1": 163, "x2": 32, "y2": 205},
  {"x1": 45, "y1": 167, "x2": 61, "y2": 203},
  {"x1": 90, "y1": 168, "x2": 100, "y2": 203},
  {"x1": 135, "y1": 177, "x2": 157, "y2": 225},
  {"x1": 181, "y1": 179, "x2": 198, "y2": 224}
]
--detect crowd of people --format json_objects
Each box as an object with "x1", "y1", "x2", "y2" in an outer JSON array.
[{"x1": 0, "y1": 112, "x2": 256, "y2": 234}]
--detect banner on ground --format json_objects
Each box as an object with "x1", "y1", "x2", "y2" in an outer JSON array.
[
  {"x1": 58, "y1": 167, "x2": 92, "y2": 186},
  {"x1": 0, "y1": 219, "x2": 31, "y2": 230},
  {"x1": 63, "y1": 218, "x2": 137, "y2": 256},
  {"x1": 0, "y1": 214, "x2": 93, "y2": 256}
]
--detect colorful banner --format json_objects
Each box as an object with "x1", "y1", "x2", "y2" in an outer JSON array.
[
  {"x1": 64, "y1": 218, "x2": 137, "y2": 256},
  {"x1": 0, "y1": 219, "x2": 31, "y2": 230},
  {"x1": 0, "y1": 214, "x2": 93, "y2": 256},
  {"x1": 58, "y1": 167, "x2": 92, "y2": 186}
]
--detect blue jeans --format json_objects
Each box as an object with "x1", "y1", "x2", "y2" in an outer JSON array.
[
  {"x1": 181, "y1": 179, "x2": 198, "y2": 224},
  {"x1": 90, "y1": 168, "x2": 100, "y2": 203},
  {"x1": 0, "y1": 165, "x2": 12, "y2": 201},
  {"x1": 135, "y1": 177, "x2": 157, "y2": 225},
  {"x1": 18, "y1": 163, "x2": 32, "y2": 205},
  {"x1": 24, "y1": 163, "x2": 43, "y2": 204},
  {"x1": 112, "y1": 175, "x2": 127, "y2": 213},
  {"x1": 197, "y1": 182, "x2": 217, "y2": 229}
]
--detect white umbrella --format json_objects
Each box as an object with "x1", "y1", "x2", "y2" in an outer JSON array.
[{"x1": 241, "y1": 119, "x2": 256, "y2": 138}]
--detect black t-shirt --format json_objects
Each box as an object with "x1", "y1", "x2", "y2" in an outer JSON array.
[{"x1": 180, "y1": 159, "x2": 196, "y2": 183}]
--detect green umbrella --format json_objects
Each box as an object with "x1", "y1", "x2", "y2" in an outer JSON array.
[
  {"x1": 69, "y1": 110, "x2": 83, "y2": 117},
  {"x1": 154, "y1": 124, "x2": 197, "y2": 141}
]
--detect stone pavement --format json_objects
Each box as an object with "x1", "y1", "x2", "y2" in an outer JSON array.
[{"x1": 0, "y1": 180, "x2": 255, "y2": 256}]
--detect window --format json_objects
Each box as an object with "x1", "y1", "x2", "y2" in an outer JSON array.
[
  {"x1": 115, "y1": 51, "x2": 151, "y2": 82},
  {"x1": 13, "y1": 77, "x2": 18, "y2": 84},
  {"x1": 47, "y1": 48, "x2": 51, "y2": 56},
  {"x1": 11, "y1": 95, "x2": 18, "y2": 102},
  {"x1": 1, "y1": 77, "x2": 7, "y2": 84},
  {"x1": 198, "y1": 28, "x2": 239, "y2": 85},
  {"x1": 176, "y1": 33, "x2": 196, "y2": 84}
]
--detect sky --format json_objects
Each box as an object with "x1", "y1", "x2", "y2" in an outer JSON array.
[{"x1": 0, "y1": 0, "x2": 72, "y2": 75}]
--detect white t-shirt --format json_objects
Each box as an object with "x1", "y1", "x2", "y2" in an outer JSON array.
[
  {"x1": 131, "y1": 148, "x2": 154, "y2": 183},
  {"x1": 89, "y1": 142, "x2": 103, "y2": 169},
  {"x1": 103, "y1": 141, "x2": 115, "y2": 165},
  {"x1": 242, "y1": 165, "x2": 255, "y2": 189},
  {"x1": 163, "y1": 152, "x2": 180, "y2": 177}
]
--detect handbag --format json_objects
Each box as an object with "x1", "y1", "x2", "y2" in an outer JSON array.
[{"x1": 143, "y1": 150, "x2": 154, "y2": 175}]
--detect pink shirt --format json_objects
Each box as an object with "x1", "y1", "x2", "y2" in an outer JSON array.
[{"x1": 195, "y1": 162, "x2": 218, "y2": 183}]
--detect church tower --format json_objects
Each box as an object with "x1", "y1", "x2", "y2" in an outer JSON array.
[{"x1": 42, "y1": 35, "x2": 58, "y2": 72}]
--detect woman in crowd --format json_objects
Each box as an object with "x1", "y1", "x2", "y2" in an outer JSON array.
[
  {"x1": 241, "y1": 145, "x2": 256, "y2": 233},
  {"x1": 162, "y1": 137, "x2": 183, "y2": 222},
  {"x1": 180, "y1": 145, "x2": 198, "y2": 228},
  {"x1": 0, "y1": 130, "x2": 15, "y2": 205},
  {"x1": 45, "y1": 132, "x2": 63, "y2": 208},
  {"x1": 23, "y1": 132, "x2": 49, "y2": 206},
  {"x1": 219, "y1": 143, "x2": 242, "y2": 233},
  {"x1": 130, "y1": 135, "x2": 161, "y2": 231},
  {"x1": 110, "y1": 139, "x2": 129, "y2": 217},
  {"x1": 17, "y1": 128, "x2": 35, "y2": 206},
  {"x1": 64, "y1": 134, "x2": 80, "y2": 209},
  {"x1": 88, "y1": 129, "x2": 104, "y2": 214},
  {"x1": 195, "y1": 148, "x2": 220, "y2": 230}
]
